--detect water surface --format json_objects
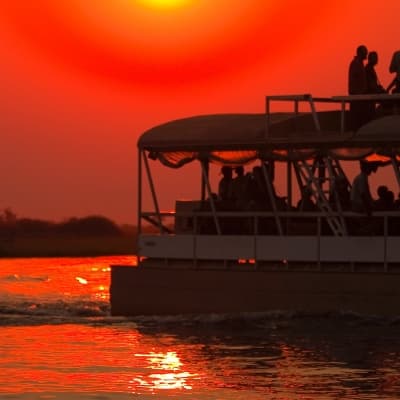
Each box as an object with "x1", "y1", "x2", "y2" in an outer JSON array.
[{"x1": 1, "y1": 256, "x2": 400, "y2": 399}]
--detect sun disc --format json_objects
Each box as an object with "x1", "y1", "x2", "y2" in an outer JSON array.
[{"x1": 137, "y1": 0, "x2": 191, "y2": 9}]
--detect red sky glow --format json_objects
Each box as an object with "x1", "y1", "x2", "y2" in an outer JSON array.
[{"x1": 0, "y1": 1, "x2": 399, "y2": 223}]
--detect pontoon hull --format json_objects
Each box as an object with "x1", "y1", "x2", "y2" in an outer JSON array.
[{"x1": 110, "y1": 265, "x2": 400, "y2": 317}]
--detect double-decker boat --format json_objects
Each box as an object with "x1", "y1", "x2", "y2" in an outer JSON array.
[{"x1": 111, "y1": 94, "x2": 400, "y2": 317}]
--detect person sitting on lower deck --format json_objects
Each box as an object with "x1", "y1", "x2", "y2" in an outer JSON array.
[
  {"x1": 232, "y1": 165, "x2": 249, "y2": 210},
  {"x1": 386, "y1": 190, "x2": 395, "y2": 210},
  {"x1": 297, "y1": 187, "x2": 317, "y2": 212},
  {"x1": 329, "y1": 175, "x2": 351, "y2": 211},
  {"x1": 373, "y1": 185, "x2": 389, "y2": 211},
  {"x1": 218, "y1": 166, "x2": 234, "y2": 204},
  {"x1": 394, "y1": 192, "x2": 400, "y2": 209},
  {"x1": 372, "y1": 186, "x2": 396, "y2": 235},
  {"x1": 247, "y1": 166, "x2": 269, "y2": 210},
  {"x1": 350, "y1": 161, "x2": 374, "y2": 215}
]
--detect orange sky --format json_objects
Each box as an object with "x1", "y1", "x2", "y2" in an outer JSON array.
[{"x1": 0, "y1": 1, "x2": 399, "y2": 224}]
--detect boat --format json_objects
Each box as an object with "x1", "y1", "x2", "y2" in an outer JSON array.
[{"x1": 110, "y1": 93, "x2": 400, "y2": 317}]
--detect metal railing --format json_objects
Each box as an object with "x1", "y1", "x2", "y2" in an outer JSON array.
[
  {"x1": 265, "y1": 93, "x2": 400, "y2": 134},
  {"x1": 139, "y1": 209, "x2": 400, "y2": 270}
]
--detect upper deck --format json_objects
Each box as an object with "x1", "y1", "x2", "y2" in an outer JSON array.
[{"x1": 138, "y1": 94, "x2": 400, "y2": 160}]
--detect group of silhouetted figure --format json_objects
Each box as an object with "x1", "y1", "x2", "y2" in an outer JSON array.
[
  {"x1": 217, "y1": 163, "x2": 287, "y2": 213},
  {"x1": 328, "y1": 160, "x2": 400, "y2": 215},
  {"x1": 349, "y1": 160, "x2": 400, "y2": 215},
  {"x1": 195, "y1": 160, "x2": 400, "y2": 236},
  {"x1": 197, "y1": 163, "x2": 286, "y2": 234},
  {"x1": 216, "y1": 161, "x2": 400, "y2": 216},
  {"x1": 348, "y1": 45, "x2": 400, "y2": 130}
]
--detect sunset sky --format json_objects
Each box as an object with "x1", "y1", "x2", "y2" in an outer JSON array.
[{"x1": 1, "y1": 1, "x2": 399, "y2": 224}]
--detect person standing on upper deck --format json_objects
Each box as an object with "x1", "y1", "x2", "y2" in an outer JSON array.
[
  {"x1": 384, "y1": 50, "x2": 400, "y2": 114},
  {"x1": 348, "y1": 45, "x2": 369, "y2": 130},
  {"x1": 349, "y1": 45, "x2": 368, "y2": 94},
  {"x1": 387, "y1": 50, "x2": 400, "y2": 93},
  {"x1": 365, "y1": 51, "x2": 386, "y2": 119},
  {"x1": 365, "y1": 51, "x2": 386, "y2": 94}
]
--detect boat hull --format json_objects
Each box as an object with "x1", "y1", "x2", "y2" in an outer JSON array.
[{"x1": 110, "y1": 264, "x2": 400, "y2": 317}]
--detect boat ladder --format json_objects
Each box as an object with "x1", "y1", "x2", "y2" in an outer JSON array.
[{"x1": 294, "y1": 158, "x2": 348, "y2": 236}]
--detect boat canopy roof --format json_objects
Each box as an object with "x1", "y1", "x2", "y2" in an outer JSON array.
[{"x1": 138, "y1": 111, "x2": 400, "y2": 168}]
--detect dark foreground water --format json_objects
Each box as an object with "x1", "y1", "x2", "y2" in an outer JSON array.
[{"x1": 1, "y1": 256, "x2": 400, "y2": 399}]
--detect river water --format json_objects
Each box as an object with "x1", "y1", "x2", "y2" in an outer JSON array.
[{"x1": 1, "y1": 256, "x2": 400, "y2": 399}]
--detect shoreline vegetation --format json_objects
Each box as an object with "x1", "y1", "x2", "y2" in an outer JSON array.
[{"x1": 0, "y1": 209, "x2": 143, "y2": 257}]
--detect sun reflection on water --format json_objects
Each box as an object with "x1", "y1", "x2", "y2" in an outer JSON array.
[
  {"x1": 147, "y1": 351, "x2": 182, "y2": 370},
  {"x1": 75, "y1": 276, "x2": 88, "y2": 285},
  {"x1": 0, "y1": 256, "x2": 137, "y2": 306},
  {"x1": 131, "y1": 351, "x2": 198, "y2": 392},
  {"x1": 148, "y1": 371, "x2": 193, "y2": 390}
]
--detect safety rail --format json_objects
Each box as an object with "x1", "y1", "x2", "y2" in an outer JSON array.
[
  {"x1": 138, "y1": 210, "x2": 400, "y2": 270},
  {"x1": 265, "y1": 94, "x2": 341, "y2": 137},
  {"x1": 140, "y1": 209, "x2": 398, "y2": 234},
  {"x1": 332, "y1": 93, "x2": 400, "y2": 132},
  {"x1": 265, "y1": 93, "x2": 400, "y2": 135}
]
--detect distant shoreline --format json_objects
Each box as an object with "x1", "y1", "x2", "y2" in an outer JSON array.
[{"x1": 0, "y1": 233, "x2": 137, "y2": 258}]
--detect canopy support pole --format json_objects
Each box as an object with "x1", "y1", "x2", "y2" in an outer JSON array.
[
  {"x1": 137, "y1": 149, "x2": 143, "y2": 266},
  {"x1": 201, "y1": 162, "x2": 221, "y2": 235},
  {"x1": 261, "y1": 162, "x2": 283, "y2": 236},
  {"x1": 325, "y1": 158, "x2": 348, "y2": 235},
  {"x1": 391, "y1": 156, "x2": 400, "y2": 187},
  {"x1": 287, "y1": 160, "x2": 293, "y2": 209},
  {"x1": 143, "y1": 151, "x2": 164, "y2": 234},
  {"x1": 200, "y1": 159, "x2": 209, "y2": 201}
]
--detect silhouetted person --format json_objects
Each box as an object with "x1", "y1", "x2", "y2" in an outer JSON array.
[
  {"x1": 217, "y1": 166, "x2": 236, "y2": 233},
  {"x1": 387, "y1": 50, "x2": 400, "y2": 93},
  {"x1": 386, "y1": 190, "x2": 395, "y2": 210},
  {"x1": 348, "y1": 45, "x2": 369, "y2": 130},
  {"x1": 349, "y1": 45, "x2": 368, "y2": 94},
  {"x1": 370, "y1": 186, "x2": 395, "y2": 235},
  {"x1": 373, "y1": 185, "x2": 389, "y2": 211},
  {"x1": 232, "y1": 166, "x2": 249, "y2": 210},
  {"x1": 366, "y1": 52, "x2": 386, "y2": 94},
  {"x1": 350, "y1": 161, "x2": 374, "y2": 215},
  {"x1": 330, "y1": 175, "x2": 350, "y2": 211},
  {"x1": 218, "y1": 166, "x2": 234, "y2": 202},
  {"x1": 263, "y1": 161, "x2": 288, "y2": 210},
  {"x1": 247, "y1": 166, "x2": 268, "y2": 210},
  {"x1": 366, "y1": 51, "x2": 391, "y2": 119},
  {"x1": 297, "y1": 187, "x2": 317, "y2": 211}
]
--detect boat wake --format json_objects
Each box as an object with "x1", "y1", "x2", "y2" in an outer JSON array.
[
  {"x1": 1, "y1": 298, "x2": 399, "y2": 328},
  {"x1": 1, "y1": 274, "x2": 50, "y2": 282},
  {"x1": 130, "y1": 309, "x2": 400, "y2": 333},
  {"x1": 0, "y1": 298, "x2": 111, "y2": 326}
]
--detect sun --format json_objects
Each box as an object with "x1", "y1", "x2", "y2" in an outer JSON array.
[
  {"x1": 0, "y1": 1, "x2": 345, "y2": 88},
  {"x1": 137, "y1": 0, "x2": 191, "y2": 9}
]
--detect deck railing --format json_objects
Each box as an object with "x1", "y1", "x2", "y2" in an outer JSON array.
[
  {"x1": 138, "y1": 209, "x2": 400, "y2": 270},
  {"x1": 265, "y1": 93, "x2": 400, "y2": 134}
]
